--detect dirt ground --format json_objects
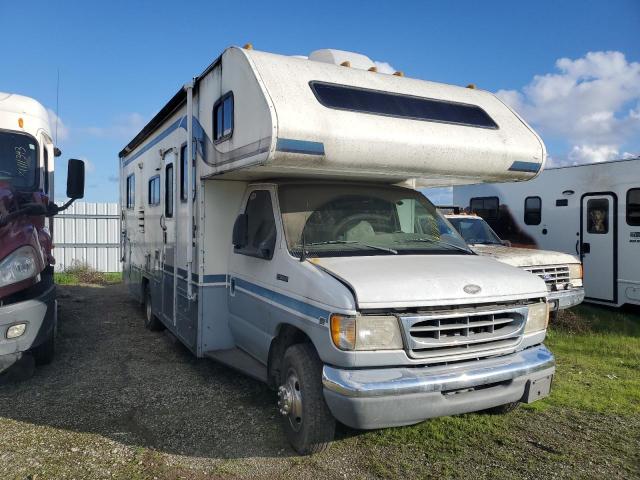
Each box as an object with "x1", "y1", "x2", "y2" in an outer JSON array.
[{"x1": 0, "y1": 283, "x2": 638, "y2": 480}]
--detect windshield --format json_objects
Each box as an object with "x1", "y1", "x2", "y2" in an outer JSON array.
[
  {"x1": 278, "y1": 183, "x2": 471, "y2": 257},
  {"x1": 0, "y1": 131, "x2": 39, "y2": 189},
  {"x1": 447, "y1": 216, "x2": 503, "y2": 245}
]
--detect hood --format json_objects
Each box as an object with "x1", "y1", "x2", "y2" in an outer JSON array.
[
  {"x1": 313, "y1": 254, "x2": 547, "y2": 309},
  {"x1": 470, "y1": 244, "x2": 580, "y2": 268}
]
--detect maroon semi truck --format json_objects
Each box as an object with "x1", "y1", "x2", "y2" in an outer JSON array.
[{"x1": 0, "y1": 92, "x2": 84, "y2": 375}]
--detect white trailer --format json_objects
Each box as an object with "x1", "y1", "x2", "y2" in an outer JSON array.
[
  {"x1": 453, "y1": 158, "x2": 640, "y2": 307},
  {"x1": 120, "y1": 46, "x2": 554, "y2": 454}
]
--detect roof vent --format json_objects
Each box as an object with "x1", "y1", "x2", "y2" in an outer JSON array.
[{"x1": 309, "y1": 49, "x2": 375, "y2": 71}]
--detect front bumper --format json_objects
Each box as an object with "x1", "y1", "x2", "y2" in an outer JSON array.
[
  {"x1": 0, "y1": 283, "x2": 56, "y2": 372},
  {"x1": 322, "y1": 345, "x2": 555, "y2": 429},
  {"x1": 547, "y1": 287, "x2": 584, "y2": 311}
]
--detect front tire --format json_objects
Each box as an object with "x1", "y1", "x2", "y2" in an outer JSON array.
[
  {"x1": 144, "y1": 285, "x2": 164, "y2": 331},
  {"x1": 484, "y1": 402, "x2": 520, "y2": 414},
  {"x1": 31, "y1": 326, "x2": 55, "y2": 365},
  {"x1": 278, "y1": 343, "x2": 335, "y2": 455}
]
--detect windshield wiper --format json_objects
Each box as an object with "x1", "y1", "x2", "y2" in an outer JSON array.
[
  {"x1": 302, "y1": 240, "x2": 398, "y2": 255},
  {"x1": 403, "y1": 237, "x2": 472, "y2": 254}
]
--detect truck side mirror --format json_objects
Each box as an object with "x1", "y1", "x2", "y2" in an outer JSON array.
[
  {"x1": 232, "y1": 214, "x2": 248, "y2": 249},
  {"x1": 66, "y1": 159, "x2": 85, "y2": 199}
]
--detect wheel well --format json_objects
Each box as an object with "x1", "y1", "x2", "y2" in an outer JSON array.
[{"x1": 267, "y1": 324, "x2": 312, "y2": 389}]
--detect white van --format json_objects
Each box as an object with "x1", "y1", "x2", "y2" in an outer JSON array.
[{"x1": 120, "y1": 46, "x2": 554, "y2": 454}]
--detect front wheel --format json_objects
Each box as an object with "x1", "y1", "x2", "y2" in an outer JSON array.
[{"x1": 278, "y1": 343, "x2": 335, "y2": 455}]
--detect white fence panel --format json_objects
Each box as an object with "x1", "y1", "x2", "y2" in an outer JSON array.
[{"x1": 53, "y1": 202, "x2": 121, "y2": 272}]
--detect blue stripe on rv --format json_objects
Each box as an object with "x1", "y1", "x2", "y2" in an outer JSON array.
[
  {"x1": 234, "y1": 277, "x2": 331, "y2": 320},
  {"x1": 276, "y1": 138, "x2": 325, "y2": 155},
  {"x1": 508, "y1": 161, "x2": 541, "y2": 173}
]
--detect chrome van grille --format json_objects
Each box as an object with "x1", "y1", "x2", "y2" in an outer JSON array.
[
  {"x1": 522, "y1": 265, "x2": 570, "y2": 291},
  {"x1": 399, "y1": 306, "x2": 527, "y2": 362}
]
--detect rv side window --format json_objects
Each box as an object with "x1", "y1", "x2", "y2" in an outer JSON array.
[
  {"x1": 587, "y1": 198, "x2": 608, "y2": 234},
  {"x1": 165, "y1": 164, "x2": 174, "y2": 218},
  {"x1": 524, "y1": 196, "x2": 542, "y2": 225},
  {"x1": 126, "y1": 174, "x2": 135, "y2": 209},
  {"x1": 310, "y1": 81, "x2": 498, "y2": 129},
  {"x1": 627, "y1": 189, "x2": 640, "y2": 226},
  {"x1": 148, "y1": 175, "x2": 160, "y2": 205},
  {"x1": 180, "y1": 144, "x2": 196, "y2": 202},
  {"x1": 237, "y1": 190, "x2": 277, "y2": 260},
  {"x1": 213, "y1": 92, "x2": 234, "y2": 142},
  {"x1": 469, "y1": 197, "x2": 499, "y2": 220}
]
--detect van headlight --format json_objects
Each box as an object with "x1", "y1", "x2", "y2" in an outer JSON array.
[
  {"x1": 330, "y1": 314, "x2": 403, "y2": 351},
  {"x1": 525, "y1": 302, "x2": 549, "y2": 334},
  {"x1": 568, "y1": 263, "x2": 583, "y2": 287},
  {"x1": 0, "y1": 246, "x2": 38, "y2": 287}
]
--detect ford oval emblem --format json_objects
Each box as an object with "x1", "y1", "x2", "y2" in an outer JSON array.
[{"x1": 464, "y1": 284, "x2": 482, "y2": 294}]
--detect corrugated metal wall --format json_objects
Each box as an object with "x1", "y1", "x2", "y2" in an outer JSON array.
[{"x1": 53, "y1": 202, "x2": 121, "y2": 272}]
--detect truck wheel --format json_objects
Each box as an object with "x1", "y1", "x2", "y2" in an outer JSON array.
[
  {"x1": 278, "y1": 343, "x2": 335, "y2": 455},
  {"x1": 485, "y1": 402, "x2": 520, "y2": 414},
  {"x1": 144, "y1": 286, "x2": 164, "y2": 331},
  {"x1": 31, "y1": 318, "x2": 56, "y2": 366}
]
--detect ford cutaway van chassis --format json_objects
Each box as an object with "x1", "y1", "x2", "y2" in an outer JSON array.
[{"x1": 119, "y1": 46, "x2": 554, "y2": 454}]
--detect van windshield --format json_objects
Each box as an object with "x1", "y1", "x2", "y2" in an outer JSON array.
[
  {"x1": 278, "y1": 184, "x2": 471, "y2": 257},
  {"x1": 0, "y1": 131, "x2": 39, "y2": 189},
  {"x1": 447, "y1": 216, "x2": 503, "y2": 245}
]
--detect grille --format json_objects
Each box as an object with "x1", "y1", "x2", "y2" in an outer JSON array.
[
  {"x1": 399, "y1": 306, "x2": 527, "y2": 362},
  {"x1": 523, "y1": 265, "x2": 570, "y2": 291}
]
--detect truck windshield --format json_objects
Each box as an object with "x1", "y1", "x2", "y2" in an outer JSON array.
[
  {"x1": 278, "y1": 184, "x2": 471, "y2": 257},
  {"x1": 0, "y1": 131, "x2": 38, "y2": 189},
  {"x1": 447, "y1": 217, "x2": 503, "y2": 245}
]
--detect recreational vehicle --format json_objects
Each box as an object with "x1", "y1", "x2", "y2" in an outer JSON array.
[
  {"x1": 0, "y1": 92, "x2": 84, "y2": 375},
  {"x1": 440, "y1": 209, "x2": 584, "y2": 313},
  {"x1": 120, "y1": 46, "x2": 555, "y2": 454},
  {"x1": 453, "y1": 158, "x2": 640, "y2": 307}
]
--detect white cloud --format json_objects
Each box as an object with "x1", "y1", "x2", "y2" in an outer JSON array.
[
  {"x1": 47, "y1": 109, "x2": 69, "y2": 142},
  {"x1": 374, "y1": 61, "x2": 397, "y2": 74},
  {"x1": 83, "y1": 113, "x2": 147, "y2": 140},
  {"x1": 496, "y1": 51, "x2": 640, "y2": 165}
]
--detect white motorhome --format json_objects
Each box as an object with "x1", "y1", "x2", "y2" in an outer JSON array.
[
  {"x1": 453, "y1": 158, "x2": 640, "y2": 307},
  {"x1": 120, "y1": 46, "x2": 554, "y2": 454}
]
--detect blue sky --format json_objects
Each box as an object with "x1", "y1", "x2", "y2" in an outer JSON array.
[{"x1": 1, "y1": 0, "x2": 638, "y2": 203}]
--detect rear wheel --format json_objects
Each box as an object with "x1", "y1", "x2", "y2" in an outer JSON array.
[
  {"x1": 278, "y1": 343, "x2": 335, "y2": 455},
  {"x1": 144, "y1": 285, "x2": 164, "y2": 331}
]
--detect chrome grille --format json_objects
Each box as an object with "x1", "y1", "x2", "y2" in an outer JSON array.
[
  {"x1": 399, "y1": 306, "x2": 527, "y2": 362},
  {"x1": 523, "y1": 265, "x2": 570, "y2": 291}
]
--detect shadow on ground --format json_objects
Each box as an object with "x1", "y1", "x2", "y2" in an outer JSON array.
[{"x1": 0, "y1": 283, "x2": 349, "y2": 460}]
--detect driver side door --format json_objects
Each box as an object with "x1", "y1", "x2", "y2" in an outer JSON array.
[{"x1": 227, "y1": 188, "x2": 280, "y2": 361}]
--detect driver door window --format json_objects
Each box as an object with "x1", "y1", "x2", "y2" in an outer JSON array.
[{"x1": 237, "y1": 190, "x2": 277, "y2": 260}]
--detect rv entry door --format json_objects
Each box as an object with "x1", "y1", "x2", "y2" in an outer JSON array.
[
  {"x1": 161, "y1": 152, "x2": 177, "y2": 324},
  {"x1": 581, "y1": 193, "x2": 616, "y2": 302}
]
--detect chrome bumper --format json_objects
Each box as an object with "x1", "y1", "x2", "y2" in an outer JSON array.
[
  {"x1": 547, "y1": 287, "x2": 584, "y2": 311},
  {"x1": 323, "y1": 345, "x2": 554, "y2": 398},
  {"x1": 322, "y1": 345, "x2": 555, "y2": 429}
]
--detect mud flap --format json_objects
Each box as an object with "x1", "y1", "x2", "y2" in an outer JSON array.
[{"x1": 523, "y1": 374, "x2": 553, "y2": 403}]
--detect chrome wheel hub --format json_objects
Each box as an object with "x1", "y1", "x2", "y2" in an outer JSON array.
[{"x1": 278, "y1": 369, "x2": 303, "y2": 432}]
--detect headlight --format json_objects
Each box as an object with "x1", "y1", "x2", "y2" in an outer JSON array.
[
  {"x1": 0, "y1": 246, "x2": 38, "y2": 287},
  {"x1": 330, "y1": 314, "x2": 403, "y2": 351},
  {"x1": 525, "y1": 302, "x2": 549, "y2": 334},
  {"x1": 568, "y1": 263, "x2": 583, "y2": 287}
]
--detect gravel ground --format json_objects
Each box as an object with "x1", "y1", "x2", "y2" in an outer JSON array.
[{"x1": 0, "y1": 283, "x2": 638, "y2": 479}]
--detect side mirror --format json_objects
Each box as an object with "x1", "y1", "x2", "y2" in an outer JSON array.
[
  {"x1": 66, "y1": 159, "x2": 85, "y2": 199},
  {"x1": 502, "y1": 240, "x2": 512, "y2": 247},
  {"x1": 232, "y1": 214, "x2": 248, "y2": 249}
]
